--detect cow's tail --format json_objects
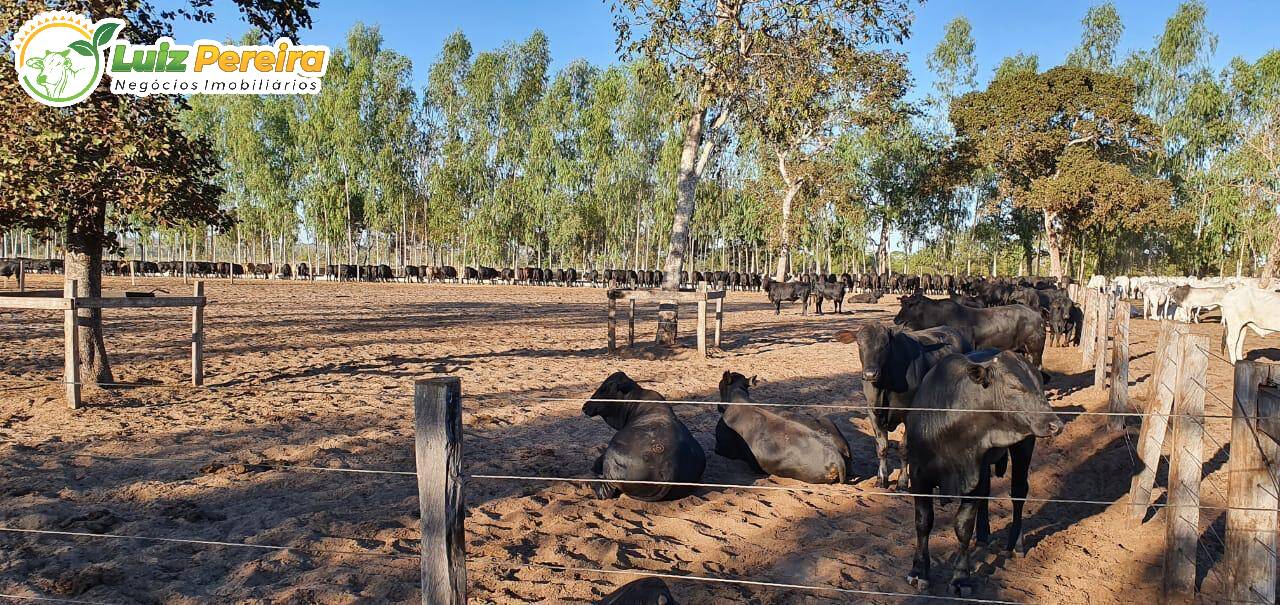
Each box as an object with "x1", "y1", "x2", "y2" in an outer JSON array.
[{"x1": 1221, "y1": 321, "x2": 1228, "y2": 354}]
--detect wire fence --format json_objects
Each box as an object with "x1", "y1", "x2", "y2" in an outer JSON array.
[{"x1": 2, "y1": 324, "x2": 1279, "y2": 602}]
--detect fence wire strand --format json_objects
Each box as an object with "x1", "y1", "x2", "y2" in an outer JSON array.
[
  {"x1": 474, "y1": 557, "x2": 1024, "y2": 605},
  {"x1": 0, "y1": 525, "x2": 419, "y2": 562},
  {"x1": 532, "y1": 396, "x2": 1237, "y2": 420},
  {"x1": 0, "y1": 593, "x2": 112, "y2": 605},
  {"x1": 0, "y1": 377, "x2": 406, "y2": 399},
  {"x1": 465, "y1": 473, "x2": 1280, "y2": 513},
  {"x1": 0, "y1": 441, "x2": 416, "y2": 478}
]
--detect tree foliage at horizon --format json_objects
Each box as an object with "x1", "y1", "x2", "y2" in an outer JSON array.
[{"x1": 4, "y1": 0, "x2": 1277, "y2": 289}]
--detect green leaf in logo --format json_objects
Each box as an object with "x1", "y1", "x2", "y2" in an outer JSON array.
[
  {"x1": 92, "y1": 22, "x2": 121, "y2": 48},
  {"x1": 68, "y1": 40, "x2": 95, "y2": 57}
]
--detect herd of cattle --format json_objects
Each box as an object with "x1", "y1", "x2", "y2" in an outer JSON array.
[
  {"x1": 587, "y1": 305, "x2": 1062, "y2": 598},
  {"x1": 597, "y1": 274, "x2": 1280, "y2": 601}
]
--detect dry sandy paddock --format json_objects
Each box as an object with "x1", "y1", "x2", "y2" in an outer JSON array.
[{"x1": 2, "y1": 276, "x2": 1278, "y2": 604}]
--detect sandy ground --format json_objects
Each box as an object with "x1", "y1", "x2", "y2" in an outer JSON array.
[{"x1": 1, "y1": 275, "x2": 1278, "y2": 604}]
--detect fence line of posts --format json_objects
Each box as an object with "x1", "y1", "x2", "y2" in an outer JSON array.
[{"x1": 1076, "y1": 286, "x2": 1280, "y2": 603}]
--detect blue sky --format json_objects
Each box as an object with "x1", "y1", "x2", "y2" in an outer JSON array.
[{"x1": 161, "y1": 0, "x2": 1278, "y2": 100}]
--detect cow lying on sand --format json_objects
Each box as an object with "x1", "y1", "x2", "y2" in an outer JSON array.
[
  {"x1": 599, "y1": 578, "x2": 675, "y2": 604},
  {"x1": 905, "y1": 350, "x2": 1063, "y2": 595},
  {"x1": 894, "y1": 291, "x2": 1046, "y2": 369},
  {"x1": 835, "y1": 324, "x2": 970, "y2": 488},
  {"x1": 584, "y1": 372, "x2": 706, "y2": 501},
  {"x1": 846, "y1": 289, "x2": 884, "y2": 304},
  {"x1": 715, "y1": 371, "x2": 851, "y2": 484}
]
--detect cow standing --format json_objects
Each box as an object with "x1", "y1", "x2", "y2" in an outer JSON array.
[
  {"x1": 904, "y1": 350, "x2": 1062, "y2": 595},
  {"x1": 835, "y1": 325, "x2": 970, "y2": 488}
]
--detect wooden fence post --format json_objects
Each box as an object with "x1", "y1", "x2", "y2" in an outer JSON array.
[
  {"x1": 1224, "y1": 361, "x2": 1279, "y2": 604},
  {"x1": 713, "y1": 295, "x2": 723, "y2": 349},
  {"x1": 607, "y1": 294, "x2": 617, "y2": 353},
  {"x1": 1163, "y1": 335, "x2": 1207, "y2": 604},
  {"x1": 627, "y1": 299, "x2": 636, "y2": 347},
  {"x1": 1081, "y1": 290, "x2": 1097, "y2": 366},
  {"x1": 1108, "y1": 301, "x2": 1131, "y2": 431},
  {"x1": 191, "y1": 281, "x2": 204, "y2": 386},
  {"x1": 414, "y1": 377, "x2": 465, "y2": 605},
  {"x1": 1130, "y1": 326, "x2": 1186, "y2": 521},
  {"x1": 697, "y1": 298, "x2": 707, "y2": 357},
  {"x1": 1093, "y1": 293, "x2": 1108, "y2": 387},
  {"x1": 1148, "y1": 321, "x2": 1173, "y2": 402},
  {"x1": 63, "y1": 279, "x2": 80, "y2": 409}
]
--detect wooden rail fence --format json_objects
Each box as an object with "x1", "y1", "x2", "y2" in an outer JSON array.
[
  {"x1": 0, "y1": 279, "x2": 208, "y2": 408},
  {"x1": 606, "y1": 282, "x2": 725, "y2": 357}
]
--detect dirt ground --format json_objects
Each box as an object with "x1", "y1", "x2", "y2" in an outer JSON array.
[{"x1": 1, "y1": 275, "x2": 1278, "y2": 604}]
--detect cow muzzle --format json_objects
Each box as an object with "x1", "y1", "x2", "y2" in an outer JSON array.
[
  {"x1": 1032, "y1": 416, "x2": 1064, "y2": 438},
  {"x1": 861, "y1": 369, "x2": 880, "y2": 382}
]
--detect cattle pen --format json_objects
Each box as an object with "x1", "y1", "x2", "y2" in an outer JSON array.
[{"x1": 3, "y1": 279, "x2": 1280, "y2": 603}]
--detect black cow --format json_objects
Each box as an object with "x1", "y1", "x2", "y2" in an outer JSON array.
[
  {"x1": 463, "y1": 266, "x2": 479, "y2": 282},
  {"x1": 599, "y1": 578, "x2": 676, "y2": 605},
  {"x1": 949, "y1": 292, "x2": 986, "y2": 309},
  {"x1": 583, "y1": 372, "x2": 706, "y2": 501},
  {"x1": 905, "y1": 349, "x2": 1062, "y2": 595},
  {"x1": 894, "y1": 292, "x2": 1046, "y2": 369},
  {"x1": 847, "y1": 289, "x2": 884, "y2": 304},
  {"x1": 762, "y1": 277, "x2": 812, "y2": 315},
  {"x1": 715, "y1": 371, "x2": 851, "y2": 484},
  {"x1": 835, "y1": 325, "x2": 970, "y2": 488},
  {"x1": 405, "y1": 265, "x2": 421, "y2": 282},
  {"x1": 812, "y1": 281, "x2": 846, "y2": 315}
]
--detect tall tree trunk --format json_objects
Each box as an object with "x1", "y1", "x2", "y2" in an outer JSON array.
[
  {"x1": 656, "y1": 104, "x2": 708, "y2": 345},
  {"x1": 1261, "y1": 219, "x2": 1280, "y2": 289},
  {"x1": 875, "y1": 216, "x2": 891, "y2": 274},
  {"x1": 1043, "y1": 209, "x2": 1064, "y2": 281},
  {"x1": 773, "y1": 182, "x2": 801, "y2": 281},
  {"x1": 64, "y1": 205, "x2": 112, "y2": 387}
]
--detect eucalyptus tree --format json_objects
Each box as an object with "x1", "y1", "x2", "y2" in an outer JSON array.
[
  {"x1": 1223, "y1": 52, "x2": 1280, "y2": 281},
  {"x1": 423, "y1": 31, "x2": 474, "y2": 263},
  {"x1": 1122, "y1": 1, "x2": 1233, "y2": 270},
  {"x1": 738, "y1": 33, "x2": 908, "y2": 281},
  {"x1": 924, "y1": 17, "x2": 978, "y2": 272},
  {"x1": 612, "y1": 0, "x2": 916, "y2": 345},
  {"x1": 1065, "y1": 2, "x2": 1124, "y2": 73}
]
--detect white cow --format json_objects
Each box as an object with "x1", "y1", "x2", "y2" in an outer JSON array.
[
  {"x1": 1086, "y1": 274, "x2": 1107, "y2": 292},
  {"x1": 1113, "y1": 275, "x2": 1132, "y2": 299},
  {"x1": 1170, "y1": 284, "x2": 1232, "y2": 323},
  {"x1": 1222, "y1": 287, "x2": 1280, "y2": 363},
  {"x1": 1142, "y1": 283, "x2": 1175, "y2": 319}
]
